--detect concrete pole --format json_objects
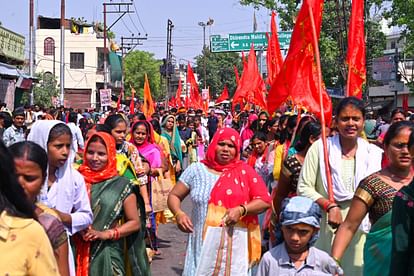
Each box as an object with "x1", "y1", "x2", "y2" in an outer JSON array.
[
  {"x1": 59, "y1": 0, "x2": 65, "y2": 106},
  {"x1": 103, "y1": 3, "x2": 108, "y2": 90},
  {"x1": 29, "y1": 0, "x2": 34, "y2": 105}
]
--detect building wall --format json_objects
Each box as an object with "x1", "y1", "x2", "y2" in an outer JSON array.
[{"x1": 35, "y1": 29, "x2": 106, "y2": 108}]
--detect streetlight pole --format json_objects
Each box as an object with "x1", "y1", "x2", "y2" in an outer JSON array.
[{"x1": 198, "y1": 18, "x2": 214, "y2": 89}]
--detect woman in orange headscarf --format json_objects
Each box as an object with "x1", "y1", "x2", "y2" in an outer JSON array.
[{"x1": 76, "y1": 132, "x2": 149, "y2": 276}]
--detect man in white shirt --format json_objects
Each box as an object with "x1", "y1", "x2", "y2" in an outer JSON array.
[{"x1": 67, "y1": 111, "x2": 84, "y2": 161}]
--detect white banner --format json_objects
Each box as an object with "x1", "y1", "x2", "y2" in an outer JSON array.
[{"x1": 99, "y1": 89, "x2": 112, "y2": 107}]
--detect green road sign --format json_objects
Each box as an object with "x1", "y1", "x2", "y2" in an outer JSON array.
[
  {"x1": 210, "y1": 35, "x2": 229, "y2": 52},
  {"x1": 210, "y1": 32, "x2": 292, "y2": 53}
]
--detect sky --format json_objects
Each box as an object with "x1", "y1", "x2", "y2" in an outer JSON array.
[{"x1": 1, "y1": 0, "x2": 272, "y2": 63}]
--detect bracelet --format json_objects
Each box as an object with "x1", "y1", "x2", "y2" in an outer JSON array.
[
  {"x1": 332, "y1": 256, "x2": 342, "y2": 266},
  {"x1": 108, "y1": 229, "x2": 115, "y2": 240},
  {"x1": 322, "y1": 200, "x2": 332, "y2": 212},
  {"x1": 174, "y1": 210, "x2": 185, "y2": 219},
  {"x1": 113, "y1": 228, "x2": 120, "y2": 240},
  {"x1": 239, "y1": 204, "x2": 247, "y2": 217},
  {"x1": 327, "y1": 204, "x2": 340, "y2": 213}
]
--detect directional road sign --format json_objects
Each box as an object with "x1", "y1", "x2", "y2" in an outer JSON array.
[{"x1": 210, "y1": 31, "x2": 292, "y2": 53}]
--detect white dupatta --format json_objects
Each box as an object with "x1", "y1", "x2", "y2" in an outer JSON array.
[{"x1": 318, "y1": 134, "x2": 383, "y2": 232}]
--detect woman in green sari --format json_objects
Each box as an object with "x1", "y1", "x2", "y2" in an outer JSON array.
[
  {"x1": 76, "y1": 131, "x2": 150, "y2": 276},
  {"x1": 161, "y1": 115, "x2": 183, "y2": 175},
  {"x1": 332, "y1": 121, "x2": 414, "y2": 276}
]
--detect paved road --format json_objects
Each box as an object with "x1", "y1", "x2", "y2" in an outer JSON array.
[{"x1": 151, "y1": 197, "x2": 191, "y2": 275}]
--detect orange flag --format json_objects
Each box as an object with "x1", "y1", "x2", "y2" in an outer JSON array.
[
  {"x1": 175, "y1": 77, "x2": 183, "y2": 107},
  {"x1": 187, "y1": 62, "x2": 202, "y2": 109},
  {"x1": 117, "y1": 87, "x2": 123, "y2": 111},
  {"x1": 142, "y1": 74, "x2": 155, "y2": 119},
  {"x1": 233, "y1": 45, "x2": 267, "y2": 110},
  {"x1": 346, "y1": 0, "x2": 366, "y2": 98},
  {"x1": 216, "y1": 85, "x2": 229, "y2": 104},
  {"x1": 266, "y1": 11, "x2": 284, "y2": 85},
  {"x1": 129, "y1": 85, "x2": 135, "y2": 114},
  {"x1": 267, "y1": 0, "x2": 332, "y2": 124}
]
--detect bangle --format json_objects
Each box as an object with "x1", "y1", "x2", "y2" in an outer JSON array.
[
  {"x1": 108, "y1": 230, "x2": 115, "y2": 240},
  {"x1": 239, "y1": 204, "x2": 247, "y2": 217},
  {"x1": 174, "y1": 210, "x2": 185, "y2": 219},
  {"x1": 327, "y1": 204, "x2": 340, "y2": 213},
  {"x1": 113, "y1": 228, "x2": 120, "y2": 240},
  {"x1": 332, "y1": 256, "x2": 341, "y2": 266},
  {"x1": 322, "y1": 200, "x2": 332, "y2": 212}
]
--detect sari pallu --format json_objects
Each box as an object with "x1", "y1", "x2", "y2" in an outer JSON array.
[
  {"x1": 363, "y1": 211, "x2": 392, "y2": 276},
  {"x1": 88, "y1": 176, "x2": 150, "y2": 276}
]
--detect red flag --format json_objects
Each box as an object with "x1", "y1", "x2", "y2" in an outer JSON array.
[
  {"x1": 129, "y1": 85, "x2": 135, "y2": 114},
  {"x1": 117, "y1": 88, "x2": 123, "y2": 111},
  {"x1": 346, "y1": 0, "x2": 366, "y2": 98},
  {"x1": 187, "y1": 62, "x2": 202, "y2": 109},
  {"x1": 168, "y1": 96, "x2": 176, "y2": 108},
  {"x1": 403, "y1": 94, "x2": 409, "y2": 112},
  {"x1": 216, "y1": 85, "x2": 229, "y2": 104},
  {"x1": 266, "y1": 11, "x2": 284, "y2": 85},
  {"x1": 175, "y1": 77, "x2": 183, "y2": 107},
  {"x1": 267, "y1": 0, "x2": 332, "y2": 124},
  {"x1": 233, "y1": 65, "x2": 240, "y2": 85},
  {"x1": 233, "y1": 45, "x2": 267, "y2": 110},
  {"x1": 142, "y1": 74, "x2": 155, "y2": 119}
]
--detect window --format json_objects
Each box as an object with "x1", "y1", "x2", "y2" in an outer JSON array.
[
  {"x1": 70, "y1": 53, "x2": 84, "y2": 69},
  {"x1": 390, "y1": 41, "x2": 396, "y2": 50},
  {"x1": 44, "y1": 37, "x2": 55, "y2": 56}
]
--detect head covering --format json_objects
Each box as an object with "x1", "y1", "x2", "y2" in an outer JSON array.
[
  {"x1": 78, "y1": 132, "x2": 118, "y2": 185},
  {"x1": 161, "y1": 114, "x2": 183, "y2": 164},
  {"x1": 27, "y1": 120, "x2": 73, "y2": 204},
  {"x1": 275, "y1": 196, "x2": 321, "y2": 247},
  {"x1": 201, "y1": 127, "x2": 243, "y2": 172},
  {"x1": 130, "y1": 120, "x2": 155, "y2": 150}
]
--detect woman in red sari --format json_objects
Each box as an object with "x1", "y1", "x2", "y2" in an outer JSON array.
[{"x1": 168, "y1": 127, "x2": 271, "y2": 275}]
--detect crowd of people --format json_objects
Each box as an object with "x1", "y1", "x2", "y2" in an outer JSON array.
[{"x1": 1, "y1": 97, "x2": 414, "y2": 275}]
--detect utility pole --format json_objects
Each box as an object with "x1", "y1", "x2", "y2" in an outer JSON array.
[
  {"x1": 29, "y1": 0, "x2": 34, "y2": 105},
  {"x1": 102, "y1": 2, "x2": 133, "y2": 90},
  {"x1": 59, "y1": 0, "x2": 65, "y2": 106},
  {"x1": 120, "y1": 35, "x2": 147, "y2": 90},
  {"x1": 166, "y1": 19, "x2": 174, "y2": 101}
]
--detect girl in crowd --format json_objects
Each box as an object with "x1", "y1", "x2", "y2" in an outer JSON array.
[
  {"x1": 0, "y1": 141, "x2": 59, "y2": 275},
  {"x1": 390, "y1": 129, "x2": 414, "y2": 275},
  {"x1": 77, "y1": 132, "x2": 148, "y2": 275},
  {"x1": 297, "y1": 97, "x2": 383, "y2": 275},
  {"x1": 168, "y1": 128, "x2": 271, "y2": 275},
  {"x1": 10, "y1": 141, "x2": 70, "y2": 276},
  {"x1": 131, "y1": 120, "x2": 164, "y2": 254},
  {"x1": 161, "y1": 115, "x2": 183, "y2": 177},
  {"x1": 332, "y1": 121, "x2": 414, "y2": 276},
  {"x1": 28, "y1": 120, "x2": 93, "y2": 276},
  {"x1": 274, "y1": 121, "x2": 321, "y2": 219},
  {"x1": 103, "y1": 114, "x2": 152, "y2": 214}
]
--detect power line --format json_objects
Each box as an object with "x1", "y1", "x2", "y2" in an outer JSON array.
[{"x1": 132, "y1": 1, "x2": 147, "y2": 35}]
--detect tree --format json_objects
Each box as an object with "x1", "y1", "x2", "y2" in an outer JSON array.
[
  {"x1": 21, "y1": 72, "x2": 59, "y2": 107},
  {"x1": 124, "y1": 50, "x2": 162, "y2": 100},
  {"x1": 195, "y1": 49, "x2": 242, "y2": 99},
  {"x1": 239, "y1": 0, "x2": 386, "y2": 92}
]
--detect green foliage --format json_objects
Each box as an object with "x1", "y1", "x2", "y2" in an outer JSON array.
[
  {"x1": 239, "y1": 0, "x2": 386, "y2": 92},
  {"x1": 195, "y1": 49, "x2": 242, "y2": 98},
  {"x1": 123, "y1": 50, "x2": 162, "y2": 100},
  {"x1": 21, "y1": 72, "x2": 59, "y2": 107}
]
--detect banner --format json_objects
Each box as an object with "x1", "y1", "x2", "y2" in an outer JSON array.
[{"x1": 99, "y1": 89, "x2": 112, "y2": 107}]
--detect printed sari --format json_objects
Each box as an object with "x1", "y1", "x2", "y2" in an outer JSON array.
[
  {"x1": 201, "y1": 128, "x2": 272, "y2": 267},
  {"x1": 161, "y1": 115, "x2": 183, "y2": 165}
]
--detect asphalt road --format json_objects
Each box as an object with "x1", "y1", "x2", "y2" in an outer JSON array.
[{"x1": 150, "y1": 197, "x2": 191, "y2": 275}]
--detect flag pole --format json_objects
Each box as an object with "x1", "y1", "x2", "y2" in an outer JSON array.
[{"x1": 308, "y1": 1, "x2": 334, "y2": 202}]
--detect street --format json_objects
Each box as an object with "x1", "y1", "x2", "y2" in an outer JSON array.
[{"x1": 151, "y1": 198, "x2": 191, "y2": 275}]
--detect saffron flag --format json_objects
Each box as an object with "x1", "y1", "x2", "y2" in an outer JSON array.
[
  {"x1": 129, "y1": 85, "x2": 135, "y2": 114},
  {"x1": 142, "y1": 74, "x2": 155, "y2": 119},
  {"x1": 233, "y1": 45, "x2": 267, "y2": 110},
  {"x1": 266, "y1": 11, "x2": 284, "y2": 85},
  {"x1": 187, "y1": 62, "x2": 202, "y2": 109},
  {"x1": 216, "y1": 85, "x2": 229, "y2": 104},
  {"x1": 267, "y1": 0, "x2": 332, "y2": 124},
  {"x1": 234, "y1": 65, "x2": 240, "y2": 84},
  {"x1": 346, "y1": 0, "x2": 366, "y2": 99},
  {"x1": 175, "y1": 77, "x2": 183, "y2": 107},
  {"x1": 117, "y1": 87, "x2": 123, "y2": 111}
]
